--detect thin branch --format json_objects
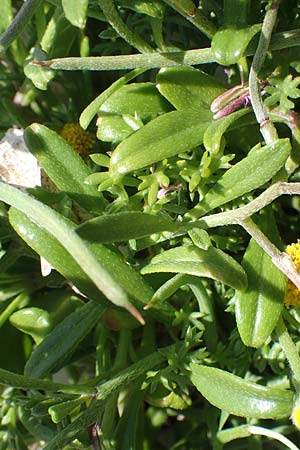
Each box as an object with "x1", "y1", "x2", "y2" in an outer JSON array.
[
  {"x1": 276, "y1": 317, "x2": 300, "y2": 384},
  {"x1": 31, "y1": 47, "x2": 215, "y2": 70},
  {"x1": 186, "y1": 182, "x2": 300, "y2": 287},
  {"x1": 31, "y1": 26, "x2": 300, "y2": 71},
  {"x1": 249, "y1": 0, "x2": 281, "y2": 143},
  {"x1": 98, "y1": 0, "x2": 154, "y2": 53},
  {"x1": 162, "y1": 0, "x2": 216, "y2": 39},
  {"x1": 0, "y1": 0, "x2": 43, "y2": 52},
  {"x1": 190, "y1": 182, "x2": 300, "y2": 229},
  {"x1": 240, "y1": 218, "x2": 300, "y2": 288}
]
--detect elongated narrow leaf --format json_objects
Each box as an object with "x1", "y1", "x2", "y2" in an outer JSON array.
[
  {"x1": 9, "y1": 208, "x2": 156, "y2": 313},
  {"x1": 80, "y1": 68, "x2": 147, "y2": 130},
  {"x1": 118, "y1": 0, "x2": 164, "y2": 18},
  {"x1": 0, "y1": 182, "x2": 142, "y2": 322},
  {"x1": 19, "y1": 407, "x2": 56, "y2": 441},
  {"x1": 76, "y1": 212, "x2": 179, "y2": 243},
  {"x1": 24, "y1": 300, "x2": 105, "y2": 378},
  {"x1": 110, "y1": 109, "x2": 212, "y2": 175},
  {"x1": 9, "y1": 209, "x2": 174, "y2": 323},
  {"x1": 190, "y1": 364, "x2": 293, "y2": 419},
  {"x1": 62, "y1": 0, "x2": 88, "y2": 29},
  {"x1": 141, "y1": 245, "x2": 247, "y2": 290},
  {"x1": 203, "y1": 108, "x2": 250, "y2": 154},
  {"x1": 188, "y1": 138, "x2": 291, "y2": 219},
  {"x1": 235, "y1": 210, "x2": 286, "y2": 347},
  {"x1": 0, "y1": 366, "x2": 94, "y2": 394},
  {"x1": 24, "y1": 124, "x2": 106, "y2": 213},
  {"x1": 100, "y1": 82, "x2": 172, "y2": 119},
  {"x1": 9, "y1": 208, "x2": 106, "y2": 302},
  {"x1": 156, "y1": 66, "x2": 225, "y2": 110},
  {"x1": 44, "y1": 402, "x2": 105, "y2": 450}
]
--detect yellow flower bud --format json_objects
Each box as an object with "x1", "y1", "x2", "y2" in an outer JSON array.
[
  {"x1": 284, "y1": 241, "x2": 300, "y2": 308},
  {"x1": 59, "y1": 123, "x2": 95, "y2": 158},
  {"x1": 292, "y1": 398, "x2": 300, "y2": 429}
]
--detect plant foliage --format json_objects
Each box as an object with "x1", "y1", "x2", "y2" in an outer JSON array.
[{"x1": 1, "y1": 1, "x2": 300, "y2": 449}]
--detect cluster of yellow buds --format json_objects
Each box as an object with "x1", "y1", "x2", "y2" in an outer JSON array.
[
  {"x1": 59, "y1": 123, "x2": 95, "y2": 158},
  {"x1": 285, "y1": 241, "x2": 300, "y2": 308}
]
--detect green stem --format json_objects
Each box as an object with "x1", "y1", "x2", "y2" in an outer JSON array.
[
  {"x1": 100, "y1": 330, "x2": 130, "y2": 436},
  {"x1": 43, "y1": 345, "x2": 173, "y2": 450},
  {"x1": 248, "y1": 426, "x2": 300, "y2": 450},
  {"x1": 30, "y1": 28, "x2": 300, "y2": 72},
  {"x1": 217, "y1": 425, "x2": 300, "y2": 450},
  {"x1": 189, "y1": 182, "x2": 300, "y2": 229},
  {"x1": 33, "y1": 47, "x2": 215, "y2": 71},
  {"x1": 162, "y1": 0, "x2": 216, "y2": 39},
  {"x1": 0, "y1": 0, "x2": 42, "y2": 52},
  {"x1": 217, "y1": 425, "x2": 251, "y2": 444},
  {"x1": 240, "y1": 217, "x2": 300, "y2": 288},
  {"x1": 95, "y1": 346, "x2": 170, "y2": 398},
  {"x1": 98, "y1": 0, "x2": 154, "y2": 53},
  {"x1": 275, "y1": 317, "x2": 300, "y2": 385},
  {"x1": 0, "y1": 367, "x2": 94, "y2": 394},
  {"x1": 184, "y1": 182, "x2": 300, "y2": 287},
  {"x1": 249, "y1": 0, "x2": 280, "y2": 143},
  {"x1": 0, "y1": 292, "x2": 29, "y2": 329},
  {"x1": 151, "y1": 18, "x2": 166, "y2": 51},
  {"x1": 113, "y1": 329, "x2": 131, "y2": 371},
  {"x1": 238, "y1": 56, "x2": 249, "y2": 84},
  {"x1": 44, "y1": 401, "x2": 105, "y2": 450}
]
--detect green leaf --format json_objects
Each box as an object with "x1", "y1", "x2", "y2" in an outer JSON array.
[
  {"x1": 43, "y1": 350, "x2": 167, "y2": 449},
  {"x1": 156, "y1": 66, "x2": 225, "y2": 110},
  {"x1": 99, "y1": 82, "x2": 172, "y2": 119},
  {"x1": 48, "y1": 398, "x2": 86, "y2": 423},
  {"x1": 224, "y1": 0, "x2": 250, "y2": 27},
  {"x1": 204, "y1": 108, "x2": 250, "y2": 154},
  {"x1": 97, "y1": 114, "x2": 135, "y2": 143},
  {"x1": 62, "y1": 0, "x2": 88, "y2": 29},
  {"x1": 19, "y1": 407, "x2": 56, "y2": 441},
  {"x1": 43, "y1": 9, "x2": 79, "y2": 59},
  {"x1": 0, "y1": 183, "x2": 142, "y2": 322},
  {"x1": 235, "y1": 210, "x2": 286, "y2": 347},
  {"x1": 190, "y1": 364, "x2": 293, "y2": 419},
  {"x1": 44, "y1": 402, "x2": 105, "y2": 450},
  {"x1": 24, "y1": 9, "x2": 78, "y2": 89},
  {"x1": 0, "y1": 366, "x2": 94, "y2": 394},
  {"x1": 24, "y1": 300, "x2": 105, "y2": 378},
  {"x1": 0, "y1": 0, "x2": 12, "y2": 33},
  {"x1": 24, "y1": 47, "x2": 55, "y2": 91},
  {"x1": 141, "y1": 244, "x2": 247, "y2": 290},
  {"x1": 80, "y1": 68, "x2": 147, "y2": 130},
  {"x1": 110, "y1": 109, "x2": 212, "y2": 175},
  {"x1": 10, "y1": 307, "x2": 52, "y2": 344},
  {"x1": 9, "y1": 208, "x2": 107, "y2": 302},
  {"x1": 24, "y1": 123, "x2": 106, "y2": 213},
  {"x1": 188, "y1": 138, "x2": 291, "y2": 219},
  {"x1": 76, "y1": 212, "x2": 179, "y2": 243},
  {"x1": 265, "y1": 75, "x2": 300, "y2": 113},
  {"x1": 118, "y1": 0, "x2": 165, "y2": 18},
  {"x1": 115, "y1": 388, "x2": 145, "y2": 450},
  {"x1": 9, "y1": 208, "x2": 156, "y2": 319},
  {"x1": 211, "y1": 25, "x2": 261, "y2": 66}
]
